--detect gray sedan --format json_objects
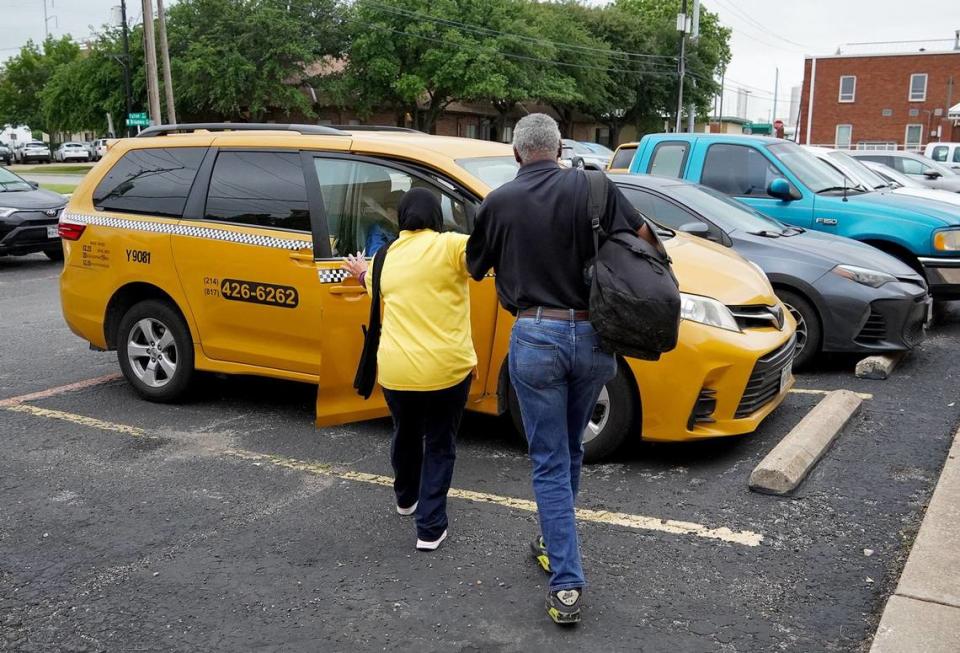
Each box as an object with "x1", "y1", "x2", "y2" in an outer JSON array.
[
  {"x1": 848, "y1": 150, "x2": 960, "y2": 192},
  {"x1": 610, "y1": 174, "x2": 931, "y2": 368}
]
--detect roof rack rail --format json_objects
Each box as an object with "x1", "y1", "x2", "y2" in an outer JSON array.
[
  {"x1": 328, "y1": 125, "x2": 422, "y2": 133},
  {"x1": 136, "y1": 123, "x2": 346, "y2": 138}
]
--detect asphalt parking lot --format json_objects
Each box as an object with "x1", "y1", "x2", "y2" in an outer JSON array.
[{"x1": 2, "y1": 253, "x2": 959, "y2": 652}]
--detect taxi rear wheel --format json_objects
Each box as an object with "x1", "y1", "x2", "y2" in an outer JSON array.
[
  {"x1": 508, "y1": 365, "x2": 637, "y2": 464},
  {"x1": 117, "y1": 300, "x2": 194, "y2": 402}
]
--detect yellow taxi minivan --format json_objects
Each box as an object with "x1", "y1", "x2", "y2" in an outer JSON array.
[
  {"x1": 59, "y1": 124, "x2": 795, "y2": 461},
  {"x1": 607, "y1": 142, "x2": 639, "y2": 174}
]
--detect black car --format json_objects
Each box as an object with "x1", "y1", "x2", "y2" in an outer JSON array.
[
  {"x1": 0, "y1": 144, "x2": 12, "y2": 165},
  {"x1": 611, "y1": 174, "x2": 931, "y2": 368},
  {"x1": 0, "y1": 167, "x2": 67, "y2": 261}
]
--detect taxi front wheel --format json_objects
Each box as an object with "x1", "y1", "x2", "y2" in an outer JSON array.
[
  {"x1": 117, "y1": 300, "x2": 195, "y2": 402},
  {"x1": 508, "y1": 366, "x2": 637, "y2": 464}
]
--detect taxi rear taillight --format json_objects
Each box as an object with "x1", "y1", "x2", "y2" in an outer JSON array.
[{"x1": 58, "y1": 222, "x2": 86, "y2": 240}]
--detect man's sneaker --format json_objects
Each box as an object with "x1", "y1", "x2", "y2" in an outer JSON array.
[
  {"x1": 416, "y1": 530, "x2": 447, "y2": 552},
  {"x1": 396, "y1": 501, "x2": 418, "y2": 516},
  {"x1": 529, "y1": 536, "x2": 550, "y2": 573},
  {"x1": 546, "y1": 587, "x2": 582, "y2": 625}
]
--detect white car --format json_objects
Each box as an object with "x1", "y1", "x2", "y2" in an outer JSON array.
[
  {"x1": 54, "y1": 142, "x2": 91, "y2": 162},
  {"x1": 15, "y1": 141, "x2": 51, "y2": 164},
  {"x1": 861, "y1": 159, "x2": 960, "y2": 208},
  {"x1": 93, "y1": 138, "x2": 109, "y2": 161},
  {"x1": 924, "y1": 142, "x2": 960, "y2": 172}
]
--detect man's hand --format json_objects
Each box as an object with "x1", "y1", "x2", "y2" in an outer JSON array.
[{"x1": 341, "y1": 252, "x2": 368, "y2": 284}]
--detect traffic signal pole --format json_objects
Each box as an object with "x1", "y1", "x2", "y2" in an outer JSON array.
[{"x1": 121, "y1": 0, "x2": 133, "y2": 137}]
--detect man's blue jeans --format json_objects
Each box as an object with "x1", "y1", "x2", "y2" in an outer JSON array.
[{"x1": 509, "y1": 313, "x2": 617, "y2": 591}]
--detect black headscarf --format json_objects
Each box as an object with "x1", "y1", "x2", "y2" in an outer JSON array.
[{"x1": 397, "y1": 187, "x2": 443, "y2": 232}]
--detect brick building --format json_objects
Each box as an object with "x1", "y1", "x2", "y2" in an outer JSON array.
[{"x1": 797, "y1": 47, "x2": 960, "y2": 150}]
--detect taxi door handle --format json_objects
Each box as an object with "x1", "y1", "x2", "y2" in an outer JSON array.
[
  {"x1": 330, "y1": 285, "x2": 367, "y2": 295},
  {"x1": 289, "y1": 252, "x2": 315, "y2": 264}
]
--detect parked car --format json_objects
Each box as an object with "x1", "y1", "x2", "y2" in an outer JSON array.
[
  {"x1": 93, "y1": 138, "x2": 109, "y2": 161},
  {"x1": 629, "y1": 134, "x2": 960, "y2": 300},
  {"x1": 607, "y1": 142, "x2": 638, "y2": 174},
  {"x1": 560, "y1": 139, "x2": 610, "y2": 170},
  {"x1": 0, "y1": 167, "x2": 67, "y2": 260},
  {"x1": 807, "y1": 147, "x2": 960, "y2": 211},
  {"x1": 861, "y1": 160, "x2": 960, "y2": 208},
  {"x1": 15, "y1": 141, "x2": 51, "y2": 164},
  {"x1": 0, "y1": 144, "x2": 12, "y2": 165},
  {"x1": 58, "y1": 123, "x2": 796, "y2": 462},
  {"x1": 924, "y1": 142, "x2": 960, "y2": 171},
  {"x1": 611, "y1": 174, "x2": 930, "y2": 368},
  {"x1": 54, "y1": 142, "x2": 91, "y2": 162},
  {"x1": 848, "y1": 150, "x2": 960, "y2": 192}
]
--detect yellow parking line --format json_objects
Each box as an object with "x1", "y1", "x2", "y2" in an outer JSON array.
[
  {"x1": 7, "y1": 402, "x2": 765, "y2": 548},
  {"x1": 791, "y1": 388, "x2": 873, "y2": 400},
  {"x1": 226, "y1": 449, "x2": 764, "y2": 547}
]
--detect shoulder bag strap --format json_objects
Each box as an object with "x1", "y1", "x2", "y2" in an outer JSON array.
[
  {"x1": 583, "y1": 169, "x2": 609, "y2": 257},
  {"x1": 368, "y1": 243, "x2": 390, "y2": 332}
]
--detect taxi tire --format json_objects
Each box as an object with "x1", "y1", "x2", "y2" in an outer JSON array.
[
  {"x1": 507, "y1": 365, "x2": 636, "y2": 464},
  {"x1": 777, "y1": 289, "x2": 821, "y2": 371},
  {"x1": 117, "y1": 300, "x2": 194, "y2": 403}
]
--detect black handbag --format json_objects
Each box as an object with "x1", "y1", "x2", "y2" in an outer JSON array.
[{"x1": 353, "y1": 244, "x2": 390, "y2": 399}]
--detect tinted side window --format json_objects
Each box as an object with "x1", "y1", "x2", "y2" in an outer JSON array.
[
  {"x1": 93, "y1": 147, "x2": 205, "y2": 217},
  {"x1": 610, "y1": 146, "x2": 637, "y2": 169},
  {"x1": 701, "y1": 144, "x2": 780, "y2": 197},
  {"x1": 620, "y1": 187, "x2": 699, "y2": 231},
  {"x1": 204, "y1": 151, "x2": 309, "y2": 232},
  {"x1": 647, "y1": 142, "x2": 688, "y2": 178},
  {"x1": 931, "y1": 146, "x2": 948, "y2": 162},
  {"x1": 953, "y1": 148, "x2": 960, "y2": 164}
]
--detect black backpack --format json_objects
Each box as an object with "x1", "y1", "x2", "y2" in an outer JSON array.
[{"x1": 583, "y1": 170, "x2": 681, "y2": 361}]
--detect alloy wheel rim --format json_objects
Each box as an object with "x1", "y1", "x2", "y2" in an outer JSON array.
[
  {"x1": 127, "y1": 318, "x2": 177, "y2": 388},
  {"x1": 583, "y1": 386, "x2": 610, "y2": 444},
  {"x1": 783, "y1": 303, "x2": 807, "y2": 358}
]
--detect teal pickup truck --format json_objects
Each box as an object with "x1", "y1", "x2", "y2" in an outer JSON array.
[{"x1": 628, "y1": 134, "x2": 960, "y2": 299}]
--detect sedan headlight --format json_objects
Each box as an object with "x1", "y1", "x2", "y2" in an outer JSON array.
[
  {"x1": 831, "y1": 264, "x2": 897, "y2": 288},
  {"x1": 933, "y1": 229, "x2": 960, "y2": 252},
  {"x1": 0, "y1": 207, "x2": 19, "y2": 218},
  {"x1": 680, "y1": 293, "x2": 741, "y2": 332}
]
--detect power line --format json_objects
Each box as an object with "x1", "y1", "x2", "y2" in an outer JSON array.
[{"x1": 711, "y1": 0, "x2": 813, "y2": 50}]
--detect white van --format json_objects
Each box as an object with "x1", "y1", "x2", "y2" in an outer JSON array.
[{"x1": 924, "y1": 142, "x2": 960, "y2": 171}]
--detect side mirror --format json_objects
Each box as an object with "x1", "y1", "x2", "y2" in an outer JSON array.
[
  {"x1": 679, "y1": 222, "x2": 710, "y2": 236},
  {"x1": 28, "y1": 181, "x2": 39, "y2": 189},
  {"x1": 924, "y1": 170, "x2": 942, "y2": 179},
  {"x1": 767, "y1": 178, "x2": 799, "y2": 201}
]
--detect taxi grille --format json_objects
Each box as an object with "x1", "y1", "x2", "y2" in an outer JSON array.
[
  {"x1": 735, "y1": 334, "x2": 796, "y2": 419},
  {"x1": 728, "y1": 305, "x2": 784, "y2": 331}
]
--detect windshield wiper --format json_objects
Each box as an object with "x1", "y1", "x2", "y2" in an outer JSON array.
[
  {"x1": 817, "y1": 185, "x2": 863, "y2": 194},
  {"x1": 781, "y1": 226, "x2": 805, "y2": 236},
  {"x1": 749, "y1": 230, "x2": 782, "y2": 238}
]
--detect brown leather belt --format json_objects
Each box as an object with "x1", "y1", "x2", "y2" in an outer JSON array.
[{"x1": 518, "y1": 307, "x2": 590, "y2": 321}]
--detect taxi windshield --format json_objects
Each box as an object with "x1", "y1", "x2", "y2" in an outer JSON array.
[{"x1": 456, "y1": 156, "x2": 519, "y2": 189}]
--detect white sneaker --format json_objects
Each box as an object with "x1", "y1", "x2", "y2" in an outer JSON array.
[
  {"x1": 416, "y1": 530, "x2": 447, "y2": 552},
  {"x1": 396, "y1": 501, "x2": 418, "y2": 516}
]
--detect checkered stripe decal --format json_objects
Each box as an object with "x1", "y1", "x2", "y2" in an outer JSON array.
[
  {"x1": 318, "y1": 269, "x2": 349, "y2": 284},
  {"x1": 62, "y1": 211, "x2": 313, "y2": 251}
]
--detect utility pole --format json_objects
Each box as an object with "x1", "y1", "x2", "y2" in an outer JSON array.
[
  {"x1": 717, "y1": 66, "x2": 726, "y2": 132},
  {"x1": 686, "y1": 0, "x2": 700, "y2": 133},
  {"x1": 156, "y1": 0, "x2": 177, "y2": 125},
  {"x1": 120, "y1": 1, "x2": 133, "y2": 137},
  {"x1": 42, "y1": 0, "x2": 57, "y2": 39},
  {"x1": 141, "y1": 0, "x2": 162, "y2": 126},
  {"x1": 772, "y1": 67, "x2": 779, "y2": 124},
  {"x1": 675, "y1": 0, "x2": 688, "y2": 132}
]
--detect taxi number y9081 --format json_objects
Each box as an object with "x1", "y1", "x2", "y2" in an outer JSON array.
[{"x1": 220, "y1": 279, "x2": 299, "y2": 308}]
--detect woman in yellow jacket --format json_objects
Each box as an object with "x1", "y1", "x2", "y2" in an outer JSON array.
[{"x1": 343, "y1": 188, "x2": 476, "y2": 552}]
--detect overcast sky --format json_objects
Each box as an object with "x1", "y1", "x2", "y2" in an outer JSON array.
[{"x1": 2, "y1": 0, "x2": 958, "y2": 126}]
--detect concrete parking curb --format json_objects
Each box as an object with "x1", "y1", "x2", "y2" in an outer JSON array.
[
  {"x1": 856, "y1": 353, "x2": 904, "y2": 380},
  {"x1": 749, "y1": 389, "x2": 862, "y2": 495},
  {"x1": 869, "y1": 425, "x2": 960, "y2": 652}
]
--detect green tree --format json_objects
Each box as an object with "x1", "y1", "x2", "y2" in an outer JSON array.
[
  {"x1": 0, "y1": 36, "x2": 81, "y2": 133},
  {"x1": 166, "y1": 0, "x2": 345, "y2": 120}
]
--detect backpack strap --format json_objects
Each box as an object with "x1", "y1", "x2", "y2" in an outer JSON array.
[
  {"x1": 368, "y1": 243, "x2": 390, "y2": 332},
  {"x1": 583, "y1": 169, "x2": 608, "y2": 257}
]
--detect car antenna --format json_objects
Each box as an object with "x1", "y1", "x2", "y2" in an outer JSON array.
[{"x1": 842, "y1": 174, "x2": 849, "y2": 202}]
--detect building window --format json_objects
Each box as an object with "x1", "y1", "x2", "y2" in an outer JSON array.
[
  {"x1": 835, "y1": 124, "x2": 852, "y2": 149},
  {"x1": 857, "y1": 142, "x2": 897, "y2": 151},
  {"x1": 465, "y1": 124, "x2": 478, "y2": 139},
  {"x1": 904, "y1": 124, "x2": 923, "y2": 151},
  {"x1": 838, "y1": 76, "x2": 856, "y2": 102},
  {"x1": 909, "y1": 74, "x2": 927, "y2": 102}
]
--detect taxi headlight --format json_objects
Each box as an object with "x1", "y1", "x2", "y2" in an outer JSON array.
[
  {"x1": 831, "y1": 264, "x2": 897, "y2": 288},
  {"x1": 933, "y1": 229, "x2": 960, "y2": 252},
  {"x1": 680, "y1": 293, "x2": 741, "y2": 332}
]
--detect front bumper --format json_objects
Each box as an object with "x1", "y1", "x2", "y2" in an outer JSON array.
[
  {"x1": 628, "y1": 317, "x2": 796, "y2": 442},
  {"x1": 919, "y1": 257, "x2": 960, "y2": 299},
  {"x1": 0, "y1": 211, "x2": 62, "y2": 256}
]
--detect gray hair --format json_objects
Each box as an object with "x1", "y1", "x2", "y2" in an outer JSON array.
[{"x1": 512, "y1": 113, "x2": 561, "y2": 163}]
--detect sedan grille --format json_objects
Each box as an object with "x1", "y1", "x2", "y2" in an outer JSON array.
[
  {"x1": 735, "y1": 334, "x2": 796, "y2": 419},
  {"x1": 856, "y1": 311, "x2": 887, "y2": 344}
]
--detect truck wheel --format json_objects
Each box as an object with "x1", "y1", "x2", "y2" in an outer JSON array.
[
  {"x1": 777, "y1": 290, "x2": 821, "y2": 370},
  {"x1": 117, "y1": 300, "x2": 194, "y2": 402},
  {"x1": 508, "y1": 364, "x2": 637, "y2": 463}
]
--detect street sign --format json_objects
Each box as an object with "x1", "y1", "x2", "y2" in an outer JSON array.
[{"x1": 126, "y1": 112, "x2": 150, "y2": 127}]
